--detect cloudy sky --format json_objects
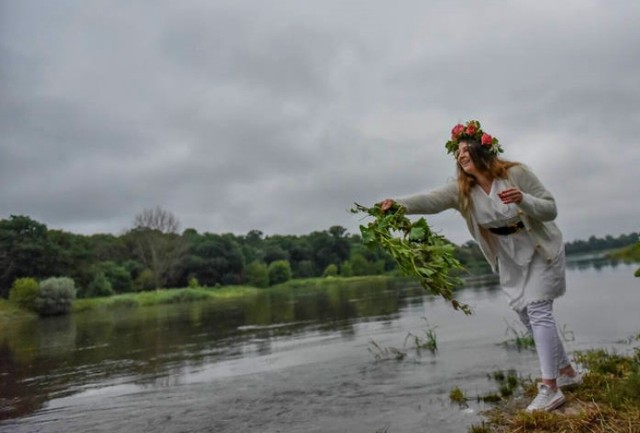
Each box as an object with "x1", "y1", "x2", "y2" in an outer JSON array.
[{"x1": 1, "y1": 0, "x2": 639, "y2": 244}]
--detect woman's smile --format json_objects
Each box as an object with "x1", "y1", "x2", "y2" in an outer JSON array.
[{"x1": 456, "y1": 142, "x2": 476, "y2": 173}]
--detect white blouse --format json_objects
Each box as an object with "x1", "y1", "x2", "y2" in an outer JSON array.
[{"x1": 470, "y1": 178, "x2": 564, "y2": 311}]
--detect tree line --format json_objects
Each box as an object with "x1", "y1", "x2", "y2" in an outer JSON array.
[
  {"x1": 565, "y1": 232, "x2": 639, "y2": 255},
  {"x1": 1, "y1": 208, "x2": 637, "y2": 299}
]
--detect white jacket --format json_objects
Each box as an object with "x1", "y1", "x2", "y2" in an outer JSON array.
[{"x1": 395, "y1": 165, "x2": 563, "y2": 272}]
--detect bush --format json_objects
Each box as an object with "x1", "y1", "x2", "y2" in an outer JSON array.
[
  {"x1": 188, "y1": 276, "x2": 200, "y2": 288},
  {"x1": 96, "y1": 261, "x2": 133, "y2": 293},
  {"x1": 246, "y1": 260, "x2": 269, "y2": 288},
  {"x1": 294, "y1": 260, "x2": 316, "y2": 278},
  {"x1": 86, "y1": 272, "x2": 114, "y2": 298},
  {"x1": 134, "y1": 269, "x2": 155, "y2": 291},
  {"x1": 323, "y1": 263, "x2": 338, "y2": 277},
  {"x1": 34, "y1": 277, "x2": 76, "y2": 316},
  {"x1": 340, "y1": 260, "x2": 353, "y2": 277},
  {"x1": 9, "y1": 277, "x2": 39, "y2": 311},
  {"x1": 350, "y1": 254, "x2": 370, "y2": 276},
  {"x1": 268, "y1": 260, "x2": 292, "y2": 286}
]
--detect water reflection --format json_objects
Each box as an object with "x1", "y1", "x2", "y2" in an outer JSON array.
[
  {"x1": 0, "y1": 258, "x2": 636, "y2": 428},
  {"x1": 565, "y1": 253, "x2": 632, "y2": 272},
  {"x1": 0, "y1": 277, "x2": 421, "y2": 420}
]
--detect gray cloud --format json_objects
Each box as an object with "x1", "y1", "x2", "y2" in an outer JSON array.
[{"x1": 1, "y1": 1, "x2": 639, "y2": 244}]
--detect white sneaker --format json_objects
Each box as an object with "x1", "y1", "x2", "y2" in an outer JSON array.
[
  {"x1": 556, "y1": 371, "x2": 583, "y2": 388},
  {"x1": 525, "y1": 383, "x2": 565, "y2": 412}
]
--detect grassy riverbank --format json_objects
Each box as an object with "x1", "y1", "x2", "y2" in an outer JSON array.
[
  {"x1": 71, "y1": 285, "x2": 262, "y2": 313},
  {"x1": 607, "y1": 242, "x2": 640, "y2": 262},
  {"x1": 467, "y1": 346, "x2": 640, "y2": 433},
  {"x1": 0, "y1": 275, "x2": 396, "y2": 319},
  {"x1": 72, "y1": 275, "x2": 397, "y2": 313},
  {"x1": 0, "y1": 298, "x2": 36, "y2": 323}
]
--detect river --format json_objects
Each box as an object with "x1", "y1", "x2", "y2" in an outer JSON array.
[{"x1": 1, "y1": 259, "x2": 638, "y2": 432}]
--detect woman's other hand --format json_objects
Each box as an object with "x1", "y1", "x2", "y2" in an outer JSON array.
[
  {"x1": 379, "y1": 199, "x2": 396, "y2": 212},
  {"x1": 498, "y1": 188, "x2": 523, "y2": 204}
]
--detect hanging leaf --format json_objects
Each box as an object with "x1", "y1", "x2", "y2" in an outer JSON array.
[{"x1": 351, "y1": 202, "x2": 471, "y2": 315}]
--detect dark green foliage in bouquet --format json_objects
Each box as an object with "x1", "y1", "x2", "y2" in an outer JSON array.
[{"x1": 351, "y1": 202, "x2": 471, "y2": 315}]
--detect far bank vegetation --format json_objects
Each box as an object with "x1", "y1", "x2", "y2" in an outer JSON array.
[{"x1": 1, "y1": 208, "x2": 638, "y2": 316}]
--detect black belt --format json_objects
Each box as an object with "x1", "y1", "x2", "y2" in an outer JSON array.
[{"x1": 488, "y1": 221, "x2": 524, "y2": 236}]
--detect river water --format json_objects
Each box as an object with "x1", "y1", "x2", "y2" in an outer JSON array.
[{"x1": 1, "y1": 259, "x2": 639, "y2": 433}]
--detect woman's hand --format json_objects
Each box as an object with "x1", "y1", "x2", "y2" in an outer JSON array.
[
  {"x1": 498, "y1": 188, "x2": 523, "y2": 204},
  {"x1": 379, "y1": 199, "x2": 396, "y2": 212}
]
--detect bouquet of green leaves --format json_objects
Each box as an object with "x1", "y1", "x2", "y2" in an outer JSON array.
[{"x1": 351, "y1": 202, "x2": 471, "y2": 315}]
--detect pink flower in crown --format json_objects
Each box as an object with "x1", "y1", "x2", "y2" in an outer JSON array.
[
  {"x1": 465, "y1": 124, "x2": 477, "y2": 136},
  {"x1": 481, "y1": 133, "x2": 493, "y2": 146},
  {"x1": 451, "y1": 124, "x2": 465, "y2": 139}
]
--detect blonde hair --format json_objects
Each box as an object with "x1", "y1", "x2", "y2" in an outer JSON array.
[{"x1": 456, "y1": 151, "x2": 520, "y2": 215}]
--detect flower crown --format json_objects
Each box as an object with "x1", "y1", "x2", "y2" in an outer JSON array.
[{"x1": 445, "y1": 120, "x2": 503, "y2": 157}]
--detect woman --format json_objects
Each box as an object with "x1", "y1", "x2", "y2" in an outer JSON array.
[{"x1": 380, "y1": 120, "x2": 582, "y2": 412}]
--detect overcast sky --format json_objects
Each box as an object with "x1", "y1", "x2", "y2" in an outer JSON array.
[{"x1": 1, "y1": 0, "x2": 639, "y2": 244}]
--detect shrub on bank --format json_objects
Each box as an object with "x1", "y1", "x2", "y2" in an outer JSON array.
[
  {"x1": 268, "y1": 260, "x2": 291, "y2": 286},
  {"x1": 323, "y1": 263, "x2": 338, "y2": 277},
  {"x1": 86, "y1": 272, "x2": 114, "y2": 298},
  {"x1": 246, "y1": 260, "x2": 269, "y2": 288},
  {"x1": 34, "y1": 277, "x2": 76, "y2": 316},
  {"x1": 9, "y1": 277, "x2": 39, "y2": 311}
]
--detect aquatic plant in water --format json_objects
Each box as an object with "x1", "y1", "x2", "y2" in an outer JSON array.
[
  {"x1": 503, "y1": 321, "x2": 535, "y2": 350},
  {"x1": 404, "y1": 317, "x2": 438, "y2": 354},
  {"x1": 367, "y1": 339, "x2": 407, "y2": 361},
  {"x1": 351, "y1": 203, "x2": 470, "y2": 315},
  {"x1": 449, "y1": 386, "x2": 468, "y2": 406}
]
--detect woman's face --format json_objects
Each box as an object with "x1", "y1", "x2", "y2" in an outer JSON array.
[{"x1": 456, "y1": 141, "x2": 478, "y2": 175}]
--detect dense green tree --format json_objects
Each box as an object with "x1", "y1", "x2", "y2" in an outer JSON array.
[
  {"x1": 182, "y1": 233, "x2": 245, "y2": 286},
  {"x1": 239, "y1": 230, "x2": 265, "y2": 264},
  {"x1": 340, "y1": 260, "x2": 353, "y2": 277},
  {"x1": 134, "y1": 269, "x2": 155, "y2": 291},
  {"x1": 307, "y1": 226, "x2": 350, "y2": 271},
  {"x1": 48, "y1": 230, "x2": 94, "y2": 289},
  {"x1": 245, "y1": 260, "x2": 269, "y2": 288},
  {"x1": 94, "y1": 261, "x2": 133, "y2": 293},
  {"x1": 268, "y1": 260, "x2": 292, "y2": 286},
  {"x1": 89, "y1": 233, "x2": 129, "y2": 262},
  {"x1": 349, "y1": 254, "x2": 370, "y2": 276},
  {"x1": 294, "y1": 260, "x2": 317, "y2": 278},
  {"x1": 0, "y1": 216, "x2": 60, "y2": 298},
  {"x1": 85, "y1": 272, "x2": 114, "y2": 298},
  {"x1": 565, "y1": 232, "x2": 640, "y2": 255}
]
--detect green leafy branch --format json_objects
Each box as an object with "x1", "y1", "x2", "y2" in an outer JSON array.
[{"x1": 351, "y1": 202, "x2": 471, "y2": 315}]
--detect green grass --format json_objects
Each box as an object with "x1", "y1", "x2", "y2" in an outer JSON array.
[
  {"x1": 467, "y1": 347, "x2": 640, "y2": 432},
  {"x1": 272, "y1": 274, "x2": 391, "y2": 289},
  {"x1": 0, "y1": 299, "x2": 36, "y2": 327},
  {"x1": 502, "y1": 323, "x2": 535, "y2": 351},
  {"x1": 72, "y1": 286, "x2": 261, "y2": 312},
  {"x1": 72, "y1": 275, "x2": 394, "y2": 313},
  {"x1": 607, "y1": 242, "x2": 640, "y2": 262},
  {"x1": 4, "y1": 275, "x2": 392, "y2": 317}
]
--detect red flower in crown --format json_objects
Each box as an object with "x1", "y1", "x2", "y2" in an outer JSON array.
[
  {"x1": 481, "y1": 133, "x2": 493, "y2": 146},
  {"x1": 451, "y1": 124, "x2": 465, "y2": 138},
  {"x1": 465, "y1": 124, "x2": 477, "y2": 136}
]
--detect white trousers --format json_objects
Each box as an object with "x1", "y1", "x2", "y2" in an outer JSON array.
[{"x1": 517, "y1": 300, "x2": 570, "y2": 380}]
